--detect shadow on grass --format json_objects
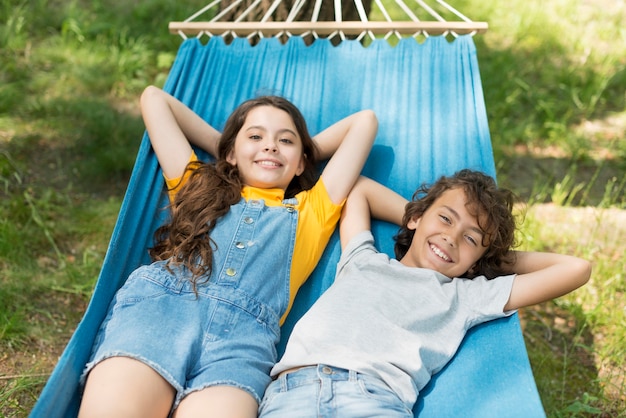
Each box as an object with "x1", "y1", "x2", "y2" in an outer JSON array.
[
  {"x1": 496, "y1": 152, "x2": 625, "y2": 207},
  {"x1": 1, "y1": 96, "x2": 143, "y2": 198}
]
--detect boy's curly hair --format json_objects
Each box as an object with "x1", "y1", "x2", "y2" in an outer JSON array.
[{"x1": 394, "y1": 169, "x2": 519, "y2": 279}]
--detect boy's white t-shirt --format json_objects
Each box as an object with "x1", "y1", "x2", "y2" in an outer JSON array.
[{"x1": 271, "y1": 231, "x2": 516, "y2": 407}]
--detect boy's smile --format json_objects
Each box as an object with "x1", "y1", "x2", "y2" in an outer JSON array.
[{"x1": 400, "y1": 187, "x2": 489, "y2": 278}]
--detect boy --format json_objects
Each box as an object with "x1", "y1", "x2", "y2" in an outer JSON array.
[{"x1": 258, "y1": 170, "x2": 591, "y2": 417}]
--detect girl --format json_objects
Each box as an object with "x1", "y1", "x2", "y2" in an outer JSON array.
[
  {"x1": 259, "y1": 170, "x2": 591, "y2": 417},
  {"x1": 78, "y1": 86, "x2": 377, "y2": 418}
]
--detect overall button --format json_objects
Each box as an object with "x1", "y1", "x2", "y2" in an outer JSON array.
[
  {"x1": 243, "y1": 217, "x2": 254, "y2": 224},
  {"x1": 322, "y1": 366, "x2": 333, "y2": 375},
  {"x1": 285, "y1": 206, "x2": 295, "y2": 213},
  {"x1": 225, "y1": 268, "x2": 237, "y2": 276},
  {"x1": 249, "y1": 199, "x2": 261, "y2": 206},
  {"x1": 235, "y1": 241, "x2": 245, "y2": 249}
]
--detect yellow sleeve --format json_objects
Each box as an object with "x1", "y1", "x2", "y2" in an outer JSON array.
[
  {"x1": 280, "y1": 179, "x2": 345, "y2": 324},
  {"x1": 163, "y1": 151, "x2": 199, "y2": 203}
]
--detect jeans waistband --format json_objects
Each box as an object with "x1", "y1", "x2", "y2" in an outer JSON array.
[{"x1": 279, "y1": 365, "x2": 357, "y2": 390}]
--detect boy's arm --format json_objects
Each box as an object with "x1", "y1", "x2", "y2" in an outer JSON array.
[
  {"x1": 140, "y1": 86, "x2": 221, "y2": 179},
  {"x1": 315, "y1": 110, "x2": 378, "y2": 205},
  {"x1": 340, "y1": 177, "x2": 408, "y2": 250},
  {"x1": 504, "y1": 251, "x2": 591, "y2": 311}
]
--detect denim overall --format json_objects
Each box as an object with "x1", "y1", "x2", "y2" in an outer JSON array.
[{"x1": 86, "y1": 196, "x2": 299, "y2": 407}]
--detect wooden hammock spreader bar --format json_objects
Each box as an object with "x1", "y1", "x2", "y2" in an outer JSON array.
[{"x1": 168, "y1": 20, "x2": 487, "y2": 36}]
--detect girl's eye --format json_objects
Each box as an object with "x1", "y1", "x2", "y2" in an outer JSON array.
[
  {"x1": 279, "y1": 137, "x2": 294, "y2": 144},
  {"x1": 250, "y1": 134, "x2": 262, "y2": 140},
  {"x1": 439, "y1": 215, "x2": 451, "y2": 224}
]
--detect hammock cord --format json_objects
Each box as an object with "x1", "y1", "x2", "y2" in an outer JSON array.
[{"x1": 171, "y1": 0, "x2": 487, "y2": 40}]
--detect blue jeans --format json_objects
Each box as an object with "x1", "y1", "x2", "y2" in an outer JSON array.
[{"x1": 258, "y1": 365, "x2": 413, "y2": 418}]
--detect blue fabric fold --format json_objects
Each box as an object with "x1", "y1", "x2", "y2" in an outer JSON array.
[{"x1": 31, "y1": 36, "x2": 545, "y2": 418}]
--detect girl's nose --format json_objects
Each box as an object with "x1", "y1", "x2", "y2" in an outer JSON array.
[{"x1": 264, "y1": 139, "x2": 278, "y2": 152}]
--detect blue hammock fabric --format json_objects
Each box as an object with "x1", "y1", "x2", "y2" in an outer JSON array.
[{"x1": 31, "y1": 36, "x2": 545, "y2": 417}]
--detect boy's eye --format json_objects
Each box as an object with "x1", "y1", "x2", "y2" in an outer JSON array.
[
  {"x1": 465, "y1": 235, "x2": 478, "y2": 246},
  {"x1": 439, "y1": 215, "x2": 451, "y2": 224}
]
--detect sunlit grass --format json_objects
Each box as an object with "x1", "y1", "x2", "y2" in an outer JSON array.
[{"x1": 470, "y1": 0, "x2": 626, "y2": 158}]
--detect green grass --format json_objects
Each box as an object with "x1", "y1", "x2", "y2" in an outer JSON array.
[
  {"x1": 1, "y1": 0, "x2": 625, "y2": 416},
  {"x1": 517, "y1": 201, "x2": 626, "y2": 415}
]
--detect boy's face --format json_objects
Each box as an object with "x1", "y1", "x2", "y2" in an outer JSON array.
[{"x1": 400, "y1": 187, "x2": 489, "y2": 278}]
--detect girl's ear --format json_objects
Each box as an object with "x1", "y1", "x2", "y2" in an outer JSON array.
[
  {"x1": 295, "y1": 154, "x2": 306, "y2": 176},
  {"x1": 226, "y1": 150, "x2": 237, "y2": 166}
]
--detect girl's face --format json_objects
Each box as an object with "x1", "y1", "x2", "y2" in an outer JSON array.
[
  {"x1": 226, "y1": 106, "x2": 305, "y2": 190},
  {"x1": 400, "y1": 187, "x2": 489, "y2": 278}
]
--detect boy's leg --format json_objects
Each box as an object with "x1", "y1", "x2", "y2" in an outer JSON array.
[{"x1": 78, "y1": 356, "x2": 176, "y2": 418}]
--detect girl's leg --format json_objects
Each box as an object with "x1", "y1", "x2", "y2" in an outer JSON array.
[
  {"x1": 78, "y1": 357, "x2": 176, "y2": 418},
  {"x1": 173, "y1": 386, "x2": 258, "y2": 418}
]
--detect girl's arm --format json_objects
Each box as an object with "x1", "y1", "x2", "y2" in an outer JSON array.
[
  {"x1": 314, "y1": 110, "x2": 378, "y2": 204},
  {"x1": 140, "y1": 86, "x2": 221, "y2": 179},
  {"x1": 340, "y1": 177, "x2": 408, "y2": 249},
  {"x1": 504, "y1": 251, "x2": 591, "y2": 311}
]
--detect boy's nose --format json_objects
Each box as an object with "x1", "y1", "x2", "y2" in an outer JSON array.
[{"x1": 441, "y1": 232, "x2": 457, "y2": 247}]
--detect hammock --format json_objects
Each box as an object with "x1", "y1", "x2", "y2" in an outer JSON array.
[{"x1": 31, "y1": 2, "x2": 545, "y2": 417}]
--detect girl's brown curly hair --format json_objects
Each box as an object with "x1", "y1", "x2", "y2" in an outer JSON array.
[
  {"x1": 149, "y1": 96, "x2": 319, "y2": 288},
  {"x1": 394, "y1": 169, "x2": 520, "y2": 279}
]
